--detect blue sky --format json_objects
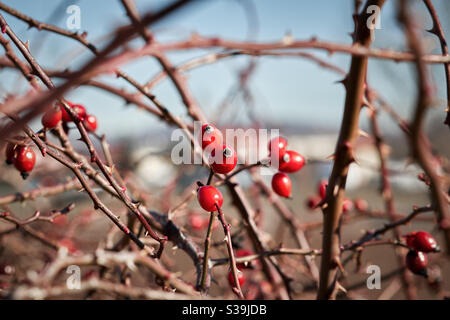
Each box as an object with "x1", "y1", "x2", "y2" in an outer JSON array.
[{"x1": 1, "y1": 0, "x2": 449, "y2": 139}]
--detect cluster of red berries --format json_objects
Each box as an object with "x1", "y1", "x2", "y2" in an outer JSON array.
[
  {"x1": 268, "y1": 137, "x2": 305, "y2": 198},
  {"x1": 404, "y1": 231, "x2": 439, "y2": 277},
  {"x1": 197, "y1": 124, "x2": 262, "y2": 290},
  {"x1": 196, "y1": 124, "x2": 237, "y2": 212},
  {"x1": 58, "y1": 101, "x2": 98, "y2": 132},
  {"x1": 4, "y1": 102, "x2": 98, "y2": 179},
  {"x1": 305, "y1": 180, "x2": 365, "y2": 213},
  {"x1": 42, "y1": 102, "x2": 97, "y2": 132},
  {"x1": 200, "y1": 124, "x2": 237, "y2": 174}
]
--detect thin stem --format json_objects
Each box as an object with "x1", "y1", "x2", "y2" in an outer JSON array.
[
  {"x1": 206, "y1": 169, "x2": 214, "y2": 185},
  {"x1": 199, "y1": 211, "x2": 216, "y2": 292},
  {"x1": 215, "y1": 204, "x2": 244, "y2": 299},
  {"x1": 367, "y1": 97, "x2": 417, "y2": 299},
  {"x1": 422, "y1": 0, "x2": 450, "y2": 127},
  {"x1": 212, "y1": 247, "x2": 321, "y2": 267}
]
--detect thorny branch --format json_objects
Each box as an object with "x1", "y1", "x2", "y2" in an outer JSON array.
[{"x1": 317, "y1": 0, "x2": 386, "y2": 300}]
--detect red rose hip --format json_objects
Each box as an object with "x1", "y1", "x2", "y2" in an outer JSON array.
[
  {"x1": 189, "y1": 212, "x2": 205, "y2": 231},
  {"x1": 13, "y1": 146, "x2": 36, "y2": 179},
  {"x1": 406, "y1": 250, "x2": 428, "y2": 277},
  {"x1": 354, "y1": 198, "x2": 369, "y2": 212},
  {"x1": 279, "y1": 150, "x2": 305, "y2": 173},
  {"x1": 317, "y1": 180, "x2": 328, "y2": 199},
  {"x1": 200, "y1": 124, "x2": 223, "y2": 150},
  {"x1": 342, "y1": 198, "x2": 353, "y2": 213},
  {"x1": 197, "y1": 185, "x2": 223, "y2": 212},
  {"x1": 271, "y1": 172, "x2": 292, "y2": 198},
  {"x1": 236, "y1": 249, "x2": 255, "y2": 269},
  {"x1": 60, "y1": 103, "x2": 87, "y2": 122},
  {"x1": 406, "y1": 231, "x2": 439, "y2": 253},
  {"x1": 83, "y1": 114, "x2": 98, "y2": 132},
  {"x1": 41, "y1": 106, "x2": 62, "y2": 129},
  {"x1": 268, "y1": 136, "x2": 287, "y2": 158},
  {"x1": 306, "y1": 195, "x2": 321, "y2": 210},
  {"x1": 210, "y1": 145, "x2": 237, "y2": 174}
]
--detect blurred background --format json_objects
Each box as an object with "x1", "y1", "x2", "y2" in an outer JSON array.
[{"x1": 0, "y1": 0, "x2": 448, "y2": 135}]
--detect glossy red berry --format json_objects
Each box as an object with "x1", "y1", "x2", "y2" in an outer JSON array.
[
  {"x1": 406, "y1": 250, "x2": 428, "y2": 277},
  {"x1": 189, "y1": 212, "x2": 204, "y2": 231},
  {"x1": 41, "y1": 106, "x2": 62, "y2": 129},
  {"x1": 306, "y1": 195, "x2": 321, "y2": 210},
  {"x1": 342, "y1": 198, "x2": 354, "y2": 213},
  {"x1": 60, "y1": 103, "x2": 87, "y2": 122},
  {"x1": 354, "y1": 198, "x2": 369, "y2": 212},
  {"x1": 210, "y1": 145, "x2": 237, "y2": 174},
  {"x1": 227, "y1": 270, "x2": 246, "y2": 287},
  {"x1": 405, "y1": 231, "x2": 439, "y2": 253},
  {"x1": 200, "y1": 124, "x2": 223, "y2": 150},
  {"x1": 13, "y1": 146, "x2": 36, "y2": 179},
  {"x1": 318, "y1": 180, "x2": 328, "y2": 199},
  {"x1": 236, "y1": 249, "x2": 254, "y2": 269},
  {"x1": 271, "y1": 172, "x2": 292, "y2": 198},
  {"x1": 279, "y1": 150, "x2": 305, "y2": 173},
  {"x1": 83, "y1": 114, "x2": 98, "y2": 132},
  {"x1": 197, "y1": 185, "x2": 223, "y2": 212},
  {"x1": 268, "y1": 136, "x2": 288, "y2": 158}
]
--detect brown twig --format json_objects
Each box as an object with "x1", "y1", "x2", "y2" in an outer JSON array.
[
  {"x1": 367, "y1": 94, "x2": 417, "y2": 299},
  {"x1": 216, "y1": 204, "x2": 244, "y2": 299},
  {"x1": 0, "y1": 203, "x2": 75, "y2": 226},
  {"x1": 199, "y1": 211, "x2": 215, "y2": 292},
  {"x1": 422, "y1": 0, "x2": 450, "y2": 128},
  {"x1": 399, "y1": 0, "x2": 450, "y2": 254},
  {"x1": 211, "y1": 247, "x2": 322, "y2": 267},
  {"x1": 0, "y1": 179, "x2": 81, "y2": 205}
]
